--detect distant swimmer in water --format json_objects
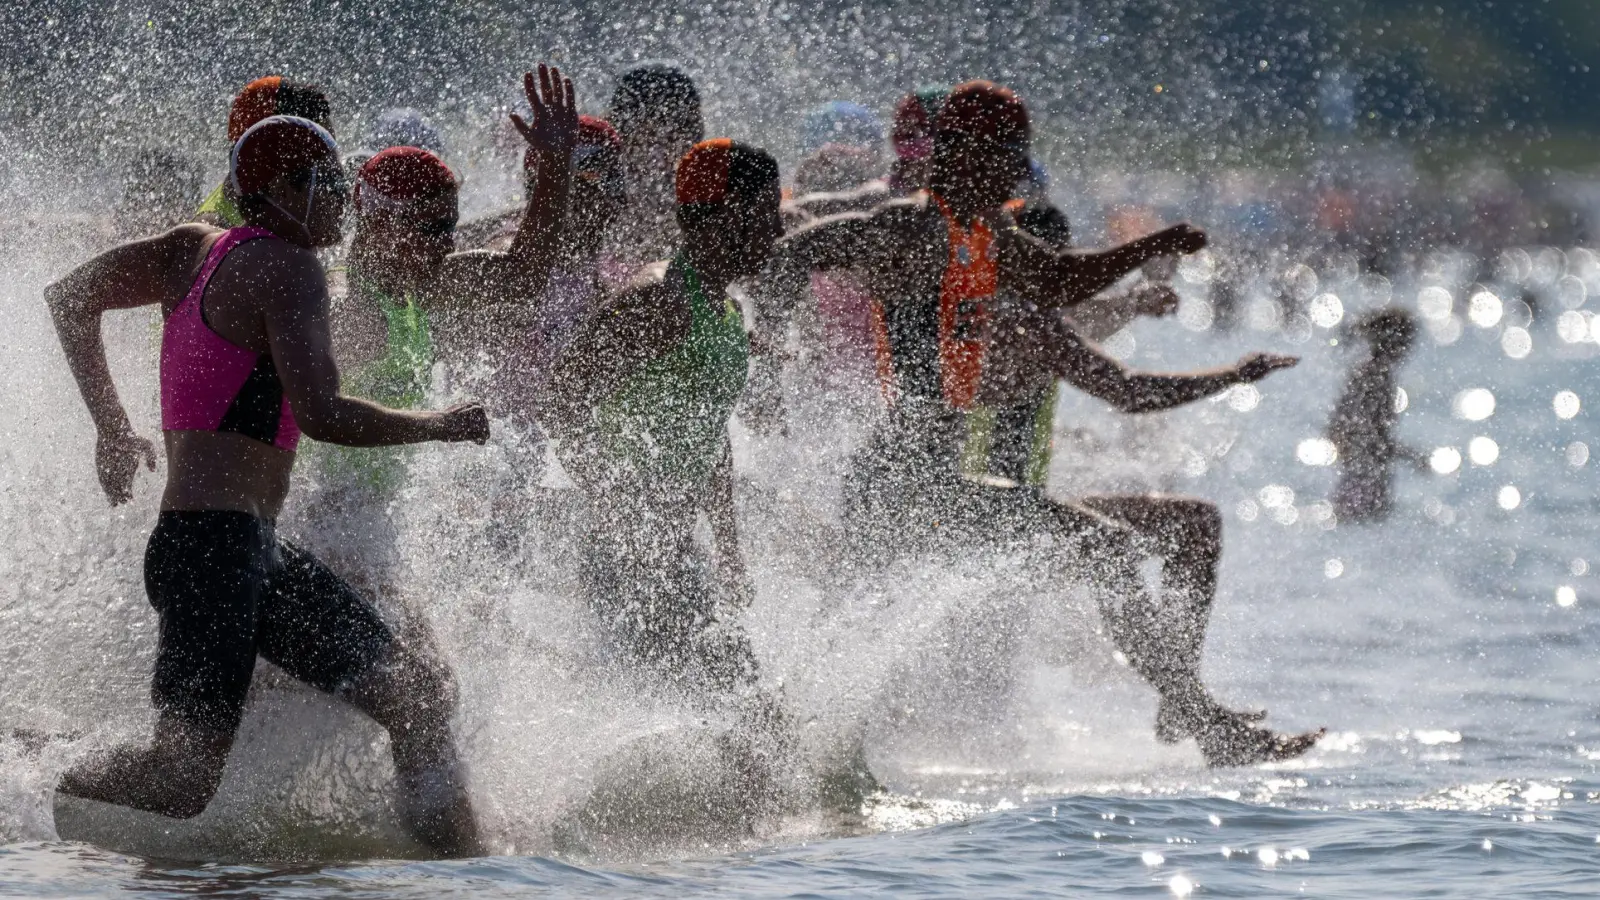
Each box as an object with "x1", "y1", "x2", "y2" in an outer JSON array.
[
  {"x1": 602, "y1": 61, "x2": 705, "y2": 273},
  {"x1": 543, "y1": 138, "x2": 782, "y2": 699},
  {"x1": 312, "y1": 64, "x2": 575, "y2": 587},
  {"x1": 751, "y1": 81, "x2": 1322, "y2": 766},
  {"x1": 44, "y1": 116, "x2": 489, "y2": 856},
  {"x1": 1326, "y1": 309, "x2": 1425, "y2": 523},
  {"x1": 196, "y1": 76, "x2": 334, "y2": 228}
]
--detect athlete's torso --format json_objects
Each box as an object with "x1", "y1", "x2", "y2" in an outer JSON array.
[
  {"x1": 158, "y1": 226, "x2": 305, "y2": 518},
  {"x1": 586, "y1": 255, "x2": 750, "y2": 496}
]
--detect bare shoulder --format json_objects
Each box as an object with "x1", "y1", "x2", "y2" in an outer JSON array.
[
  {"x1": 224, "y1": 238, "x2": 328, "y2": 309},
  {"x1": 788, "y1": 179, "x2": 892, "y2": 218},
  {"x1": 867, "y1": 193, "x2": 940, "y2": 231}
]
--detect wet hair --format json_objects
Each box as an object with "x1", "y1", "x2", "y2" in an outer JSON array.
[
  {"x1": 609, "y1": 61, "x2": 704, "y2": 141},
  {"x1": 228, "y1": 77, "x2": 333, "y2": 143},
  {"x1": 675, "y1": 139, "x2": 779, "y2": 228}
]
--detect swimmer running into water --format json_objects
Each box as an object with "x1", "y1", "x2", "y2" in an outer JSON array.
[
  {"x1": 602, "y1": 61, "x2": 706, "y2": 273},
  {"x1": 311, "y1": 65, "x2": 575, "y2": 583},
  {"x1": 544, "y1": 138, "x2": 783, "y2": 698},
  {"x1": 752, "y1": 81, "x2": 1322, "y2": 765},
  {"x1": 45, "y1": 116, "x2": 489, "y2": 856}
]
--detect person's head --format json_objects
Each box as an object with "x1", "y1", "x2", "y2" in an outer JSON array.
[
  {"x1": 230, "y1": 116, "x2": 347, "y2": 248},
  {"x1": 794, "y1": 142, "x2": 880, "y2": 195},
  {"x1": 1356, "y1": 309, "x2": 1417, "y2": 359},
  {"x1": 888, "y1": 85, "x2": 949, "y2": 189},
  {"x1": 364, "y1": 108, "x2": 446, "y2": 158},
  {"x1": 350, "y1": 146, "x2": 460, "y2": 285},
  {"x1": 929, "y1": 81, "x2": 1031, "y2": 215},
  {"x1": 530, "y1": 115, "x2": 624, "y2": 260},
  {"x1": 228, "y1": 77, "x2": 334, "y2": 143},
  {"x1": 610, "y1": 61, "x2": 704, "y2": 207},
  {"x1": 800, "y1": 101, "x2": 884, "y2": 159},
  {"x1": 675, "y1": 139, "x2": 782, "y2": 280}
]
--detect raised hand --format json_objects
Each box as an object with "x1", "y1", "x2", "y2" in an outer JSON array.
[
  {"x1": 509, "y1": 63, "x2": 578, "y2": 159},
  {"x1": 96, "y1": 429, "x2": 156, "y2": 506},
  {"x1": 433, "y1": 402, "x2": 491, "y2": 444},
  {"x1": 1151, "y1": 223, "x2": 1208, "y2": 256},
  {"x1": 1236, "y1": 352, "x2": 1299, "y2": 383},
  {"x1": 1131, "y1": 283, "x2": 1180, "y2": 318}
]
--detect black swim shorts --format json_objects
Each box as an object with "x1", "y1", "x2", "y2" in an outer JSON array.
[{"x1": 143, "y1": 510, "x2": 395, "y2": 734}]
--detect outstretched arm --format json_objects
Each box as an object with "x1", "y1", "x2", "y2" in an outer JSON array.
[
  {"x1": 438, "y1": 63, "x2": 578, "y2": 313},
  {"x1": 1066, "y1": 282, "x2": 1180, "y2": 342},
  {"x1": 261, "y1": 247, "x2": 488, "y2": 447},
  {"x1": 1050, "y1": 324, "x2": 1297, "y2": 413},
  {"x1": 1001, "y1": 223, "x2": 1206, "y2": 310},
  {"x1": 45, "y1": 226, "x2": 209, "y2": 503}
]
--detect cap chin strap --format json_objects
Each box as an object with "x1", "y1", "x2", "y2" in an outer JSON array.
[{"x1": 260, "y1": 168, "x2": 317, "y2": 243}]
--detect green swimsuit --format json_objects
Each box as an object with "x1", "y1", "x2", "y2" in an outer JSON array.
[
  {"x1": 316, "y1": 271, "x2": 435, "y2": 493},
  {"x1": 593, "y1": 254, "x2": 750, "y2": 495},
  {"x1": 195, "y1": 183, "x2": 244, "y2": 228}
]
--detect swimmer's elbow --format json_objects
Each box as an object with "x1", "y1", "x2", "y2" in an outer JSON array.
[{"x1": 43, "y1": 281, "x2": 70, "y2": 317}]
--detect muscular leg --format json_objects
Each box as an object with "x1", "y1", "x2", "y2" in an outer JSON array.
[
  {"x1": 56, "y1": 716, "x2": 233, "y2": 819},
  {"x1": 260, "y1": 541, "x2": 482, "y2": 857},
  {"x1": 58, "y1": 511, "x2": 265, "y2": 819},
  {"x1": 343, "y1": 642, "x2": 483, "y2": 856},
  {"x1": 964, "y1": 485, "x2": 1317, "y2": 766},
  {"x1": 1078, "y1": 494, "x2": 1221, "y2": 683}
]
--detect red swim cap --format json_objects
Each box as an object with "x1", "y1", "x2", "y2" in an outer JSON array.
[
  {"x1": 525, "y1": 115, "x2": 623, "y2": 177},
  {"x1": 228, "y1": 77, "x2": 333, "y2": 143},
  {"x1": 936, "y1": 81, "x2": 1029, "y2": 152},
  {"x1": 891, "y1": 86, "x2": 949, "y2": 161},
  {"x1": 676, "y1": 137, "x2": 735, "y2": 205},
  {"x1": 356, "y1": 146, "x2": 457, "y2": 213},
  {"x1": 228, "y1": 115, "x2": 340, "y2": 196}
]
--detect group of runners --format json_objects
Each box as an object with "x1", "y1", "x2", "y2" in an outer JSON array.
[{"x1": 45, "y1": 60, "x2": 1322, "y2": 857}]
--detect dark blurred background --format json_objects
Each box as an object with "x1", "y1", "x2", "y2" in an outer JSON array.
[{"x1": 2, "y1": 0, "x2": 1596, "y2": 170}]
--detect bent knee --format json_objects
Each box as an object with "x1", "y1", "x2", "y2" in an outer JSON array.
[
  {"x1": 357, "y1": 645, "x2": 460, "y2": 731},
  {"x1": 157, "y1": 762, "x2": 226, "y2": 819}
]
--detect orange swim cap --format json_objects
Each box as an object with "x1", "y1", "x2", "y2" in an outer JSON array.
[
  {"x1": 676, "y1": 138, "x2": 735, "y2": 205},
  {"x1": 228, "y1": 77, "x2": 333, "y2": 143}
]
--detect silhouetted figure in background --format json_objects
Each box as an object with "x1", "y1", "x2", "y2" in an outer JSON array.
[
  {"x1": 114, "y1": 149, "x2": 201, "y2": 239},
  {"x1": 1327, "y1": 309, "x2": 1424, "y2": 523}
]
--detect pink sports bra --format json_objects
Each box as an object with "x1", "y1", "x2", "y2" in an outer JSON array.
[{"x1": 160, "y1": 227, "x2": 302, "y2": 451}]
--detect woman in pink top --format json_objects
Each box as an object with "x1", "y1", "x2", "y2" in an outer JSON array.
[{"x1": 45, "y1": 116, "x2": 489, "y2": 856}]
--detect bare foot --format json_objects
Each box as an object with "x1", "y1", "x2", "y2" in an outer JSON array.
[
  {"x1": 1154, "y1": 696, "x2": 1266, "y2": 745},
  {"x1": 1196, "y1": 719, "x2": 1325, "y2": 768}
]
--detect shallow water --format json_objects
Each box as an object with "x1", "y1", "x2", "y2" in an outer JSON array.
[{"x1": 5, "y1": 163, "x2": 1600, "y2": 895}]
